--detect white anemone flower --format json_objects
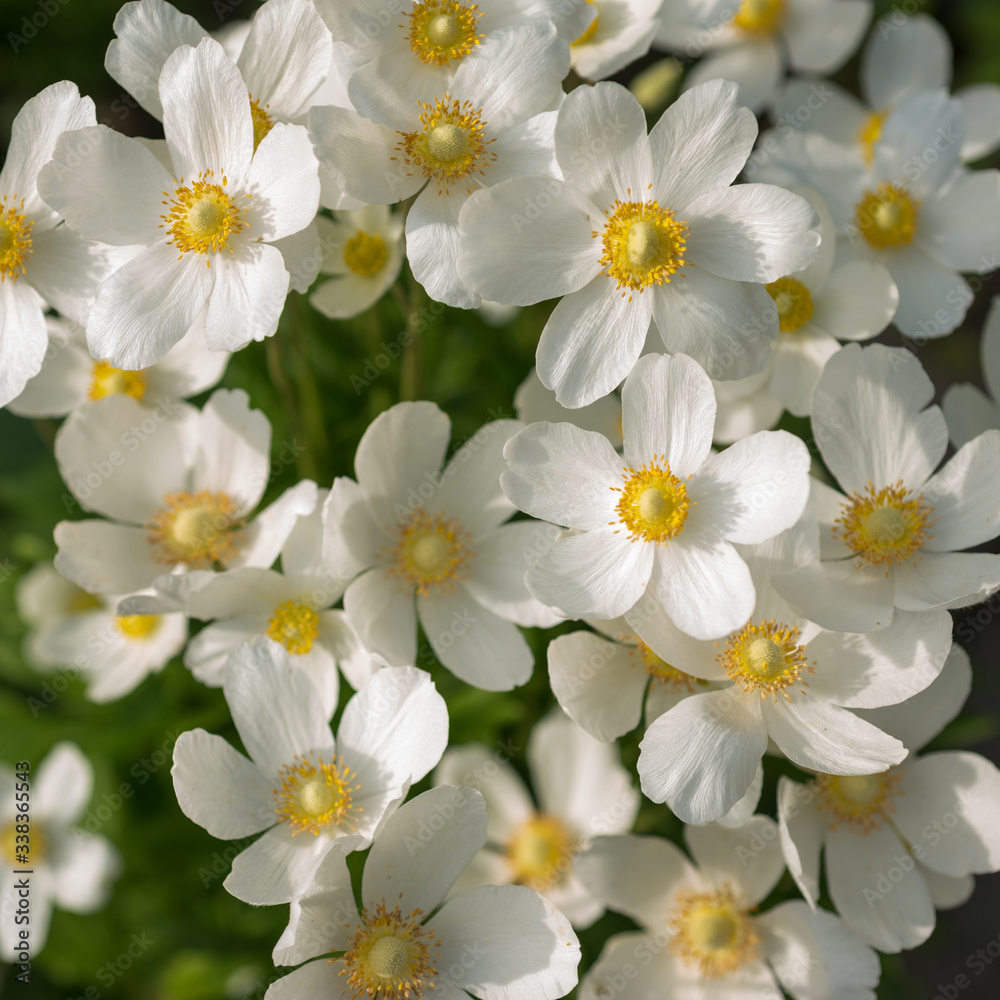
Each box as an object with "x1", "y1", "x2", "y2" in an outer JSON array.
[
  {"x1": 324, "y1": 401, "x2": 561, "y2": 690},
  {"x1": 775, "y1": 13, "x2": 1000, "y2": 166},
  {"x1": 569, "y1": 0, "x2": 660, "y2": 82},
  {"x1": 942, "y1": 295, "x2": 1000, "y2": 448},
  {"x1": 0, "y1": 743, "x2": 121, "y2": 961},
  {"x1": 266, "y1": 785, "x2": 580, "y2": 1000},
  {"x1": 502, "y1": 353, "x2": 810, "y2": 636},
  {"x1": 515, "y1": 367, "x2": 623, "y2": 450},
  {"x1": 172, "y1": 639, "x2": 449, "y2": 904},
  {"x1": 778, "y1": 644, "x2": 1000, "y2": 953},
  {"x1": 313, "y1": 0, "x2": 591, "y2": 127},
  {"x1": 0, "y1": 81, "x2": 121, "y2": 406},
  {"x1": 457, "y1": 80, "x2": 820, "y2": 406},
  {"x1": 310, "y1": 22, "x2": 569, "y2": 308},
  {"x1": 433, "y1": 709, "x2": 638, "y2": 927},
  {"x1": 548, "y1": 615, "x2": 719, "y2": 742},
  {"x1": 773, "y1": 343, "x2": 1000, "y2": 632},
  {"x1": 7, "y1": 315, "x2": 228, "y2": 419},
  {"x1": 183, "y1": 490, "x2": 379, "y2": 716},
  {"x1": 575, "y1": 819, "x2": 880, "y2": 999},
  {"x1": 38, "y1": 37, "x2": 320, "y2": 368},
  {"x1": 658, "y1": 0, "x2": 872, "y2": 113},
  {"x1": 632, "y1": 513, "x2": 952, "y2": 824},
  {"x1": 309, "y1": 207, "x2": 404, "y2": 320},
  {"x1": 53, "y1": 388, "x2": 317, "y2": 596}
]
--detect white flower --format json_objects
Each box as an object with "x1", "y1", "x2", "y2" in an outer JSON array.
[
  {"x1": 314, "y1": 0, "x2": 592, "y2": 126},
  {"x1": 38, "y1": 38, "x2": 320, "y2": 367},
  {"x1": 502, "y1": 353, "x2": 810, "y2": 637},
  {"x1": 266, "y1": 785, "x2": 580, "y2": 1000},
  {"x1": 773, "y1": 343, "x2": 1000, "y2": 632},
  {"x1": 778, "y1": 644, "x2": 1000, "y2": 953},
  {"x1": 171, "y1": 639, "x2": 448, "y2": 904},
  {"x1": 575, "y1": 819, "x2": 880, "y2": 999},
  {"x1": 775, "y1": 13, "x2": 1000, "y2": 165},
  {"x1": 711, "y1": 369, "x2": 786, "y2": 443},
  {"x1": 325, "y1": 401, "x2": 561, "y2": 690},
  {"x1": 7, "y1": 314, "x2": 228, "y2": 419},
  {"x1": 310, "y1": 22, "x2": 569, "y2": 307},
  {"x1": 457, "y1": 79, "x2": 820, "y2": 405},
  {"x1": 569, "y1": 0, "x2": 660, "y2": 82},
  {"x1": 53, "y1": 388, "x2": 317, "y2": 596},
  {"x1": 547, "y1": 615, "x2": 718, "y2": 742},
  {"x1": 309, "y1": 206, "x2": 404, "y2": 319},
  {"x1": 515, "y1": 367, "x2": 623, "y2": 449},
  {"x1": 183, "y1": 489, "x2": 379, "y2": 716},
  {"x1": 658, "y1": 0, "x2": 872, "y2": 113},
  {"x1": 942, "y1": 294, "x2": 1000, "y2": 447},
  {"x1": 0, "y1": 743, "x2": 121, "y2": 960},
  {"x1": 633, "y1": 513, "x2": 954, "y2": 823},
  {"x1": 0, "y1": 81, "x2": 121, "y2": 406},
  {"x1": 433, "y1": 709, "x2": 638, "y2": 927}
]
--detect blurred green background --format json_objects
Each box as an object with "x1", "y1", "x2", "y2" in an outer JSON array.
[{"x1": 2, "y1": 0, "x2": 1000, "y2": 997}]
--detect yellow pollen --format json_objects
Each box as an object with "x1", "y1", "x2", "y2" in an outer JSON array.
[
  {"x1": 855, "y1": 183, "x2": 920, "y2": 250},
  {"x1": 115, "y1": 614, "x2": 163, "y2": 640},
  {"x1": 88, "y1": 360, "x2": 147, "y2": 401},
  {"x1": 612, "y1": 456, "x2": 691, "y2": 543},
  {"x1": 405, "y1": 0, "x2": 482, "y2": 65},
  {"x1": 272, "y1": 754, "x2": 360, "y2": 835},
  {"x1": 506, "y1": 815, "x2": 578, "y2": 892},
  {"x1": 598, "y1": 200, "x2": 688, "y2": 296},
  {"x1": 341, "y1": 901, "x2": 441, "y2": 1000},
  {"x1": 813, "y1": 770, "x2": 902, "y2": 833},
  {"x1": 669, "y1": 885, "x2": 760, "y2": 978},
  {"x1": 572, "y1": 0, "x2": 600, "y2": 45},
  {"x1": 344, "y1": 231, "x2": 388, "y2": 276},
  {"x1": 858, "y1": 108, "x2": 888, "y2": 165},
  {"x1": 733, "y1": 0, "x2": 784, "y2": 34},
  {"x1": 386, "y1": 509, "x2": 472, "y2": 597},
  {"x1": 0, "y1": 196, "x2": 33, "y2": 282},
  {"x1": 267, "y1": 601, "x2": 320, "y2": 655},
  {"x1": 766, "y1": 275, "x2": 814, "y2": 333},
  {"x1": 146, "y1": 490, "x2": 242, "y2": 568},
  {"x1": 633, "y1": 639, "x2": 704, "y2": 691},
  {"x1": 398, "y1": 97, "x2": 496, "y2": 194},
  {"x1": 69, "y1": 589, "x2": 103, "y2": 613},
  {"x1": 719, "y1": 619, "x2": 813, "y2": 701},
  {"x1": 835, "y1": 480, "x2": 934, "y2": 574},
  {"x1": 160, "y1": 172, "x2": 247, "y2": 261},
  {"x1": 250, "y1": 97, "x2": 275, "y2": 153},
  {"x1": 1, "y1": 819, "x2": 46, "y2": 865}
]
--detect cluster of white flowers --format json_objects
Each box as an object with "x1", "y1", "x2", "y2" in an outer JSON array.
[{"x1": 5, "y1": 0, "x2": 1000, "y2": 996}]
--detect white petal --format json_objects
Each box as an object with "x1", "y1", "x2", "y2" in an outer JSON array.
[
  {"x1": 919, "y1": 865, "x2": 974, "y2": 911},
  {"x1": 773, "y1": 559, "x2": 896, "y2": 632},
  {"x1": 683, "y1": 39, "x2": 782, "y2": 114},
  {"x1": 783, "y1": 0, "x2": 871, "y2": 73},
  {"x1": 918, "y1": 170, "x2": 1000, "y2": 273},
  {"x1": 264, "y1": 960, "x2": 352, "y2": 1000},
  {"x1": 956, "y1": 83, "x2": 1000, "y2": 161},
  {"x1": 344, "y1": 569, "x2": 417, "y2": 667},
  {"x1": 812, "y1": 260, "x2": 898, "y2": 341},
  {"x1": 777, "y1": 776, "x2": 827, "y2": 907},
  {"x1": 225, "y1": 822, "x2": 331, "y2": 905},
  {"x1": 405, "y1": 189, "x2": 476, "y2": 309},
  {"x1": 54, "y1": 520, "x2": 167, "y2": 596},
  {"x1": 0, "y1": 278, "x2": 49, "y2": 407},
  {"x1": 861, "y1": 13, "x2": 950, "y2": 109},
  {"x1": 883, "y1": 245, "x2": 971, "y2": 339},
  {"x1": 942, "y1": 384, "x2": 1000, "y2": 450},
  {"x1": 236, "y1": 479, "x2": 319, "y2": 570},
  {"x1": 684, "y1": 816, "x2": 784, "y2": 905},
  {"x1": 34, "y1": 741, "x2": 91, "y2": 824},
  {"x1": 894, "y1": 551, "x2": 1000, "y2": 612}
]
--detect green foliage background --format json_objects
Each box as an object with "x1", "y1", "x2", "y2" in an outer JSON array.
[{"x1": 1, "y1": 0, "x2": 999, "y2": 996}]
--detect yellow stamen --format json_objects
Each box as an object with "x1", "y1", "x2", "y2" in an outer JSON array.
[
  {"x1": 146, "y1": 490, "x2": 242, "y2": 568},
  {"x1": 718, "y1": 619, "x2": 813, "y2": 702},
  {"x1": 115, "y1": 614, "x2": 162, "y2": 640},
  {"x1": 88, "y1": 360, "x2": 147, "y2": 401},
  {"x1": 267, "y1": 601, "x2": 320, "y2": 655},
  {"x1": 766, "y1": 276, "x2": 814, "y2": 333},
  {"x1": 160, "y1": 172, "x2": 247, "y2": 261},
  {"x1": 386, "y1": 508, "x2": 473, "y2": 597},
  {"x1": 612, "y1": 456, "x2": 691, "y2": 543},
  {"x1": 0, "y1": 195, "x2": 33, "y2": 282},
  {"x1": 669, "y1": 884, "x2": 760, "y2": 978},
  {"x1": 632, "y1": 639, "x2": 703, "y2": 691},
  {"x1": 344, "y1": 231, "x2": 388, "y2": 276},
  {"x1": 855, "y1": 183, "x2": 920, "y2": 250},
  {"x1": 597, "y1": 200, "x2": 688, "y2": 297},
  {"x1": 572, "y1": 0, "x2": 600, "y2": 45},
  {"x1": 505, "y1": 815, "x2": 578, "y2": 892},
  {"x1": 812, "y1": 770, "x2": 902, "y2": 833},
  {"x1": 405, "y1": 0, "x2": 482, "y2": 66},
  {"x1": 858, "y1": 108, "x2": 888, "y2": 165},
  {"x1": 272, "y1": 754, "x2": 360, "y2": 835},
  {"x1": 250, "y1": 97, "x2": 275, "y2": 153},
  {"x1": 733, "y1": 0, "x2": 784, "y2": 34}
]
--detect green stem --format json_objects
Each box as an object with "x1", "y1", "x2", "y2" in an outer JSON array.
[
  {"x1": 265, "y1": 332, "x2": 316, "y2": 482},
  {"x1": 286, "y1": 294, "x2": 329, "y2": 477},
  {"x1": 399, "y1": 262, "x2": 426, "y2": 402}
]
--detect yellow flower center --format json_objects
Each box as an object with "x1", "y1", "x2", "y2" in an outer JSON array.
[
  {"x1": 633, "y1": 639, "x2": 703, "y2": 691},
  {"x1": 146, "y1": 490, "x2": 242, "y2": 568},
  {"x1": 719, "y1": 619, "x2": 813, "y2": 701},
  {"x1": 272, "y1": 754, "x2": 359, "y2": 835},
  {"x1": 855, "y1": 183, "x2": 920, "y2": 250},
  {"x1": 69, "y1": 588, "x2": 103, "y2": 613},
  {"x1": 858, "y1": 108, "x2": 888, "y2": 165},
  {"x1": 406, "y1": 0, "x2": 482, "y2": 65},
  {"x1": 0, "y1": 196, "x2": 33, "y2": 282},
  {"x1": 813, "y1": 770, "x2": 902, "y2": 833},
  {"x1": 766, "y1": 276, "x2": 814, "y2": 333},
  {"x1": 267, "y1": 601, "x2": 320, "y2": 655},
  {"x1": 387, "y1": 509, "x2": 472, "y2": 597},
  {"x1": 398, "y1": 97, "x2": 497, "y2": 195},
  {"x1": 669, "y1": 885, "x2": 760, "y2": 978},
  {"x1": 598, "y1": 200, "x2": 688, "y2": 296},
  {"x1": 835, "y1": 480, "x2": 934, "y2": 573},
  {"x1": 573, "y1": 0, "x2": 600, "y2": 45},
  {"x1": 1, "y1": 819, "x2": 46, "y2": 865},
  {"x1": 88, "y1": 360, "x2": 147, "y2": 401},
  {"x1": 160, "y1": 173, "x2": 247, "y2": 260},
  {"x1": 613, "y1": 457, "x2": 691, "y2": 543},
  {"x1": 506, "y1": 815, "x2": 578, "y2": 892},
  {"x1": 115, "y1": 614, "x2": 163, "y2": 640},
  {"x1": 733, "y1": 0, "x2": 784, "y2": 34},
  {"x1": 344, "y1": 230, "x2": 388, "y2": 276},
  {"x1": 341, "y1": 902, "x2": 441, "y2": 1000},
  {"x1": 249, "y1": 97, "x2": 275, "y2": 153}
]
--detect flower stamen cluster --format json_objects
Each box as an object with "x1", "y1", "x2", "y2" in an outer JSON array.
[
  {"x1": 0, "y1": 195, "x2": 33, "y2": 282},
  {"x1": 835, "y1": 480, "x2": 934, "y2": 572},
  {"x1": 668, "y1": 884, "x2": 760, "y2": 978},
  {"x1": 855, "y1": 183, "x2": 920, "y2": 249},
  {"x1": 272, "y1": 754, "x2": 360, "y2": 835},
  {"x1": 612, "y1": 456, "x2": 691, "y2": 543},
  {"x1": 267, "y1": 601, "x2": 320, "y2": 655},
  {"x1": 146, "y1": 489, "x2": 242, "y2": 568},
  {"x1": 405, "y1": 0, "x2": 482, "y2": 66},
  {"x1": 597, "y1": 199, "x2": 688, "y2": 296},
  {"x1": 160, "y1": 172, "x2": 248, "y2": 261},
  {"x1": 386, "y1": 508, "x2": 473, "y2": 596},
  {"x1": 718, "y1": 619, "x2": 813, "y2": 701},
  {"x1": 812, "y1": 770, "x2": 903, "y2": 833}
]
